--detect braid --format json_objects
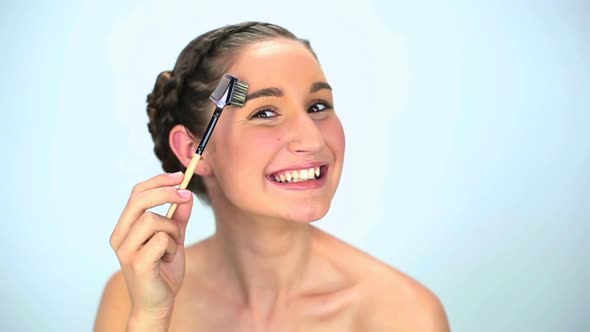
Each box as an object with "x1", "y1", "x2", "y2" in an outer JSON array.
[
  {"x1": 146, "y1": 71, "x2": 180, "y2": 174},
  {"x1": 145, "y1": 22, "x2": 315, "y2": 204}
]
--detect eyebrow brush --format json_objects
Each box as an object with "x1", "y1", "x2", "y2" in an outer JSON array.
[{"x1": 166, "y1": 74, "x2": 248, "y2": 218}]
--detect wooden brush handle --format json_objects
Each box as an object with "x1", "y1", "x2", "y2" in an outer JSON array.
[{"x1": 166, "y1": 154, "x2": 201, "y2": 219}]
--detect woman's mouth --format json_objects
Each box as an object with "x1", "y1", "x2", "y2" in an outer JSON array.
[{"x1": 266, "y1": 165, "x2": 328, "y2": 186}]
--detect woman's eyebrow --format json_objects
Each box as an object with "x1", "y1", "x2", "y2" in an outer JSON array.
[
  {"x1": 244, "y1": 82, "x2": 332, "y2": 102},
  {"x1": 310, "y1": 81, "x2": 332, "y2": 93},
  {"x1": 246, "y1": 87, "x2": 282, "y2": 101}
]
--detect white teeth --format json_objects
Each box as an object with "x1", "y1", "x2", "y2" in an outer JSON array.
[
  {"x1": 270, "y1": 166, "x2": 324, "y2": 183},
  {"x1": 300, "y1": 169, "x2": 308, "y2": 180}
]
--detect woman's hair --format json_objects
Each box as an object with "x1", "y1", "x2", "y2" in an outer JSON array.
[{"x1": 146, "y1": 22, "x2": 317, "y2": 204}]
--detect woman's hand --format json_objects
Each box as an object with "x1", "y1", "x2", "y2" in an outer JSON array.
[{"x1": 109, "y1": 172, "x2": 193, "y2": 329}]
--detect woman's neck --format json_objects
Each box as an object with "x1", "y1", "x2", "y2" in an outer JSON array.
[{"x1": 210, "y1": 209, "x2": 314, "y2": 318}]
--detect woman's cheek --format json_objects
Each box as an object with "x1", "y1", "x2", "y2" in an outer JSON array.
[
  {"x1": 248, "y1": 129, "x2": 283, "y2": 152},
  {"x1": 322, "y1": 117, "x2": 346, "y2": 152}
]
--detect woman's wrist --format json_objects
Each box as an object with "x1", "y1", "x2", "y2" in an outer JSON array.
[{"x1": 127, "y1": 309, "x2": 172, "y2": 332}]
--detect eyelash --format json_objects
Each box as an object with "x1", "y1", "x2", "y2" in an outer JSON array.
[{"x1": 250, "y1": 99, "x2": 333, "y2": 119}]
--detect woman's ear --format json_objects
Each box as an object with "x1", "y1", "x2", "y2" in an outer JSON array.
[{"x1": 169, "y1": 125, "x2": 212, "y2": 176}]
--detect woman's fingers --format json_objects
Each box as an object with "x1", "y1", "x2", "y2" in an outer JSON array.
[
  {"x1": 116, "y1": 212, "x2": 181, "y2": 260},
  {"x1": 132, "y1": 172, "x2": 184, "y2": 195},
  {"x1": 161, "y1": 234, "x2": 179, "y2": 263},
  {"x1": 110, "y1": 182, "x2": 191, "y2": 250},
  {"x1": 134, "y1": 231, "x2": 178, "y2": 272}
]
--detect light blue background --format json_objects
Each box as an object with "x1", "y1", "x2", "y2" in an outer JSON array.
[{"x1": 1, "y1": 1, "x2": 588, "y2": 331}]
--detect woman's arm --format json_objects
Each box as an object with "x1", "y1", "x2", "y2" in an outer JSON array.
[{"x1": 94, "y1": 272, "x2": 131, "y2": 332}]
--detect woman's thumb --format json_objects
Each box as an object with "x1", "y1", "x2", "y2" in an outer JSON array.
[{"x1": 172, "y1": 193, "x2": 193, "y2": 243}]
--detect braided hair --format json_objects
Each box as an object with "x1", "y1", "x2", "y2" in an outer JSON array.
[{"x1": 146, "y1": 22, "x2": 316, "y2": 204}]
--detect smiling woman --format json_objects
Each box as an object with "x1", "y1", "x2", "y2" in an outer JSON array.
[{"x1": 94, "y1": 21, "x2": 450, "y2": 331}]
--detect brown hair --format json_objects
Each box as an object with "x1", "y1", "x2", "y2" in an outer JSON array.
[{"x1": 146, "y1": 22, "x2": 316, "y2": 204}]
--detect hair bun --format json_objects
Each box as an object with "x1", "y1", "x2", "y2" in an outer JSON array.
[
  {"x1": 147, "y1": 70, "x2": 181, "y2": 132},
  {"x1": 146, "y1": 70, "x2": 181, "y2": 172},
  {"x1": 147, "y1": 70, "x2": 178, "y2": 119}
]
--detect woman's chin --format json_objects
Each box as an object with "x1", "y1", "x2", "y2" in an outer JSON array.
[{"x1": 281, "y1": 203, "x2": 331, "y2": 224}]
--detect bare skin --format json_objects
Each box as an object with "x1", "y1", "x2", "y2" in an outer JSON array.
[
  {"x1": 94, "y1": 38, "x2": 449, "y2": 331},
  {"x1": 97, "y1": 227, "x2": 448, "y2": 331}
]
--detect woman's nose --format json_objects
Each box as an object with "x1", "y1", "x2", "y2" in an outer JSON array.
[{"x1": 285, "y1": 112, "x2": 324, "y2": 154}]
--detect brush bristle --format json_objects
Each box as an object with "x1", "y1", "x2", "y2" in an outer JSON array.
[{"x1": 231, "y1": 81, "x2": 248, "y2": 108}]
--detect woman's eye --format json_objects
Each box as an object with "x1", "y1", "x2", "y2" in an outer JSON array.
[
  {"x1": 308, "y1": 101, "x2": 332, "y2": 113},
  {"x1": 251, "y1": 109, "x2": 277, "y2": 119}
]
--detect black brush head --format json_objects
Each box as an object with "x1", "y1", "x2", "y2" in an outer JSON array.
[{"x1": 209, "y1": 74, "x2": 249, "y2": 108}]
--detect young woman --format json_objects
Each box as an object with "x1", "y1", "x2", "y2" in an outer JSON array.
[{"x1": 95, "y1": 22, "x2": 449, "y2": 332}]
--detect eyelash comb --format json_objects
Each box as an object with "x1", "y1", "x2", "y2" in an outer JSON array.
[{"x1": 166, "y1": 74, "x2": 248, "y2": 218}]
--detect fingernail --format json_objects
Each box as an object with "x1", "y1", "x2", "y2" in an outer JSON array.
[
  {"x1": 178, "y1": 189, "x2": 191, "y2": 198},
  {"x1": 170, "y1": 171, "x2": 183, "y2": 178}
]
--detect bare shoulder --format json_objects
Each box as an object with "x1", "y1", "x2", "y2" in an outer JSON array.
[
  {"x1": 312, "y1": 228, "x2": 449, "y2": 331},
  {"x1": 94, "y1": 270, "x2": 130, "y2": 332},
  {"x1": 359, "y1": 267, "x2": 450, "y2": 332}
]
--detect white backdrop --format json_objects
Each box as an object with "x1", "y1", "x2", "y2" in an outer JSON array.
[{"x1": 1, "y1": 0, "x2": 588, "y2": 331}]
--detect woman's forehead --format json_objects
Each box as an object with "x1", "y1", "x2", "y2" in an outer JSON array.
[{"x1": 228, "y1": 39, "x2": 326, "y2": 91}]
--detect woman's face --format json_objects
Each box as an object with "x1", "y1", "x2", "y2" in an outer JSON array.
[{"x1": 205, "y1": 38, "x2": 345, "y2": 223}]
